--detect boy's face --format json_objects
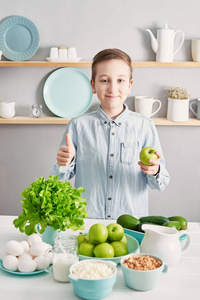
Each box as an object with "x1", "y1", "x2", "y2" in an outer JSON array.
[{"x1": 91, "y1": 59, "x2": 133, "y2": 116}]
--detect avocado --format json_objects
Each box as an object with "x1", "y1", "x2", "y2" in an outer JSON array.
[
  {"x1": 139, "y1": 216, "x2": 169, "y2": 225},
  {"x1": 117, "y1": 214, "x2": 140, "y2": 230},
  {"x1": 168, "y1": 216, "x2": 187, "y2": 230}
]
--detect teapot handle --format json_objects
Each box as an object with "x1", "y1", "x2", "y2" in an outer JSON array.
[
  {"x1": 178, "y1": 230, "x2": 192, "y2": 254},
  {"x1": 173, "y1": 30, "x2": 185, "y2": 56}
]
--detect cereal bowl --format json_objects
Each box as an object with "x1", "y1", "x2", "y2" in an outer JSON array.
[
  {"x1": 69, "y1": 259, "x2": 117, "y2": 300},
  {"x1": 120, "y1": 253, "x2": 168, "y2": 291}
]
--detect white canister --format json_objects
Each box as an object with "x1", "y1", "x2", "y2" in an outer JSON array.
[
  {"x1": 191, "y1": 39, "x2": 200, "y2": 62},
  {"x1": 167, "y1": 98, "x2": 189, "y2": 122},
  {"x1": 0, "y1": 102, "x2": 15, "y2": 118}
]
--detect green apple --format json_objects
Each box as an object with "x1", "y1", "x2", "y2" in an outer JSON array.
[
  {"x1": 139, "y1": 146, "x2": 158, "y2": 165},
  {"x1": 107, "y1": 223, "x2": 124, "y2": 242},
  {"x1": 93, "y1": 243, "x2": 114, "y2": 258},
  {"x1": 120, "y1": 235, "x2": 127, "y2": 244},
  {"x1": 89, "y1": 223, "x2": 108, "y2": 244},
  {"x1": 78, "y1": 242, "x2": 95, "y2": 257},
  {"x1": 110, "y1": 241, "x2": 129, "y2": 257},
  {"x1": 77, "y1": 233, "x2": 90, "y2": 246}
]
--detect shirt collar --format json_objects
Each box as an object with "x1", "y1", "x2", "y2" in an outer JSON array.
[{"x1": 97, "y1": 104, "x2": 130, "y2": 127}]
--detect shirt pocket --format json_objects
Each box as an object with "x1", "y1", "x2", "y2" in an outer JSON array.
[{"x1": 120, "y1": 142, "x2": 139, "y2": 165}]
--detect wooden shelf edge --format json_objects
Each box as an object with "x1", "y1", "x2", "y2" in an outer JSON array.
[
  {"x1": 0, "y1": 116, "x2": 71, "y2": 124},
  {"x1": 1, "y1": 116, "x2": 200, "y2": 126},
  {"x1": 0, "y1": 61, "x2": 200, "y2": 67}
]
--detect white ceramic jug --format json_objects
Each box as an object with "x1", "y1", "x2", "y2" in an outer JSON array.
[
  {"x1": 140, "y1": 224, "x2": 191, "y2": 267},
  {"x1": 0, "y1": 102, "x2": 15, "y2": 118},
  {"x1": 146, "y1": 24, "x2": 184, "y2": 62}
]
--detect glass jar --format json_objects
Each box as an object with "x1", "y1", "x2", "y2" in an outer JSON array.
[{"x1": 44, "y1": 233, "x2": 78, "y2": 282}]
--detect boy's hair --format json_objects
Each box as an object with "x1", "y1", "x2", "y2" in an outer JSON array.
[{"x1": 91, "y1": 48, "x2": 132, "y2": 81}]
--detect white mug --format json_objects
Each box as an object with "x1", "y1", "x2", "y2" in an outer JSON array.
[
  {"x1": 50, "y1": 47, "x2": 59, "y2": 58},
  {"x1": 135, "y1": 96, "x2": 161, "y2": 117},
  {"x1": 191, "y1": 39, "x2": 200, "y2": 62},
  {"x1": 67, "y1": 47, "x2": 77, "y2": 58},
  {"x1": 0, "y1": 102, "x2": 15, "y2": 118}
]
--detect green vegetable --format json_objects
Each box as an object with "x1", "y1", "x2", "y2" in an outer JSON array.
[
  {"x1": 13, "y1": 176, "x2": 88, "y2": 235},
  {"x1": 139, "y1": 216, "x2": 169, "y2": 225}
]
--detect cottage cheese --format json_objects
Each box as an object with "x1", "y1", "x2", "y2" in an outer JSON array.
[{"x1": 72, "y1": 262, "x2": 115, "y2": 279}]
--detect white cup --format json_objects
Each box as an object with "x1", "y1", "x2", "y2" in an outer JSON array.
[
  {"x1": 67, "y1": 47, "x2": 77, "y2": 58},
  {"x1": 135, "y1": 96, "x2": 162, "y2": 118},
  {"x1": 50, "y1": 47, "x2": 59, "y2": 58},
  {"x1": 191, "y1": 39, "x2": 200, "y2": 62},
  {"x1": 0, "y1": 102, "x2": 15, "y2": 118}
]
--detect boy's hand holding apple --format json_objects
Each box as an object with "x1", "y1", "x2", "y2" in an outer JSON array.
[
  {"x1": 57, "y1": 133, "x2": 75, "y2": 166},
  {"x1": 138, "y1": 146, "x2": 161, "y2": 176}
]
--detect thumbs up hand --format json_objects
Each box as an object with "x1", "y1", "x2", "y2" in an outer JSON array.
[{"x1": 57, "y1": 133, "x2": 75, "y2": 166}]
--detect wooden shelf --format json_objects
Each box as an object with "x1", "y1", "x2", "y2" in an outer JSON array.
[
  {"x1": 1, "y1": 116, "x2": 200, "y2": 126},
  {"x1": 0, "y1": 61, "x2": 200, "y2": 67}
]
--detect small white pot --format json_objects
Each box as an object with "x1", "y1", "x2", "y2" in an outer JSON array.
[{"x1": 167, "y1": 98, "x2": 189, "y2": 122}]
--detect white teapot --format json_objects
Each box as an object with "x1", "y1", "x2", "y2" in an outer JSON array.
[
  {"x1": 146, "y1": 24, "x2": 184, "y2": 62},
  {"x1": 140, "y1": 224, "x2": 191, "y2": 267}
]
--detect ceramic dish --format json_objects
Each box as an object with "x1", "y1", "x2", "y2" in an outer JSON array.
[
  {"x1": 0, "y1": 259, "x2": 46, "y2": 275},
  {"x1": 0, "y1": 16, "x2": 39, "y2": 61},
  {"x1": 43, "y1": 68, "x2": 93, "y2": 118},
  {"x1": 78, "y1": 233, "x2": 139, "y2": 264},
  {"x1": 124, "y1": 228, "x2": 187, "y2": 244},
  {"x1": 46, "y1": 57, "x2": 81, "y2": 62}
]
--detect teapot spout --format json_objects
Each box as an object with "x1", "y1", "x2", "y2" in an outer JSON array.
[{"x1": 146, "y1": 29, "x2": 158, "y2": 53}]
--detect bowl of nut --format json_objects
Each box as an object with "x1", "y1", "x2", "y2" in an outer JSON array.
[{"x1": 120, "y1": 253, "x2": 168, "y2": 291}]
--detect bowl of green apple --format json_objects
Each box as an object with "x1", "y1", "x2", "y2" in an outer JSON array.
[{"x1": 77, "y1": 223, "x2": 139, "y2": 264}]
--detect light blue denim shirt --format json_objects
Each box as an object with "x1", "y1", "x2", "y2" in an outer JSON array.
[{"x1": 50, "y1": 104, "x2": 170, "y2": 219}]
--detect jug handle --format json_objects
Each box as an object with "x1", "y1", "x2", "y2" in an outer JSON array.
[
  {"x1": 178, "y1": 230, "x2": 192, "y2": 254},
  {"x1": 190, "y1": 100, "x2": 197, "y2": 116},
  {"x1": 173, "y1": 30, "x2": 185, "y2": 56}
]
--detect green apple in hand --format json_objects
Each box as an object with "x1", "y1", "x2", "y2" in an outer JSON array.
[
  {"x1": 110, "y1": 241, "x2": 129, "y2": 257},
  {"x1": 89, "y1": 224, "x2": 108, "y2": 244},
  {"x1": 107, "y1": 223, "x2": 124, "y2": 242},
  {"x1": 94, "y1": 243, "x2": 114, "y2": 258},
  {"x1": 77, "y1": 233, "x2": 90, "y2": 246},
  {"x1": 79, "y1": 242, "x2": 95, "y2": 257},
  {"x1": 140, "y1": 147, "x2": 158, "y2": 165}
]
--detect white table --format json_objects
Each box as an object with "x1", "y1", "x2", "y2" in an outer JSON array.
[{"x1": 0, "y1": 216, "x2": 199, "y2": 300}]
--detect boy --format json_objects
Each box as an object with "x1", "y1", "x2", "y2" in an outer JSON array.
[{"x1": 50, "y1": 48, "x2": 170, "y2": 219}]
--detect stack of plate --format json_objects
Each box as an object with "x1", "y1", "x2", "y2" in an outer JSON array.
[{"x1": 0, "y1": 15, "x2": 40, "y2": 61}]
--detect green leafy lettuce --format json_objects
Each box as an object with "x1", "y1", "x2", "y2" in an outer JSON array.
[{"x1": 13, "y1": 176, "x2": 88, "y2": 235}]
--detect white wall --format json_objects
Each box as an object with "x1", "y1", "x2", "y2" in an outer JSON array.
[{"x1": 0, "y1": 0, "x2": 200, "y2": 221}]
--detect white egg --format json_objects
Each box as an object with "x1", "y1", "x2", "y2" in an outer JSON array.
[
  {"x1": 34, "y1": 255, "x2": 51, "y2": 270},
  {"x1": 18, "y1": 253, "x2": 33, "y2": 261},
  {"x1": 0, "y1": 249, "x2": 7, "y2": 260},
  {"x1": 5, "y1": 240, "x2": 24, "y2": 256},
  {"x1": 29, "y1": 242, "x2": 52, "y2": 257},
  {"x1": 3, "y1": 255, "x2": 19, "y2": 271},
  {"x1": 20, "y1": 241, "x2": 29, "y2": 253},
  {"x1": 28, "y1": 234, "x2": 42, "y2": 246},
  {"x1": 18, "y1": 259, "x2": 37, "y2": 273}
]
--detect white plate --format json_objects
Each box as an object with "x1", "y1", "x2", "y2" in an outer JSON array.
[{"x1": 46, "y1": 57, "x2": 81, "y2": 62}]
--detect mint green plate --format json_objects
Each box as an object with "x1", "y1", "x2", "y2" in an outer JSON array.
[
  {"x1": 43, "y1": 68, "x2": 93, "y2": 118},
  {"x1": 0, "y1": 259, "x2": 46, "y2": 276},
  {"x1": 79, "y1": 233, "x2": 139, "y2": 264}
]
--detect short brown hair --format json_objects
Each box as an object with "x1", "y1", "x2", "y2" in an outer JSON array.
[{"x1": 91, "y1": 48, "x2": 132, "y2": 81}]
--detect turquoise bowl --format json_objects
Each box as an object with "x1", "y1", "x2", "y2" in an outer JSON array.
[
  {"x1": 124, "y1": 228, "x2": 187, "y2": 244},
  {"x1": 69, "y1": 259, "x2": 117, "y2": 300},
  {"x1": 79, "y1": 233, "x2": 139, "y2": 264}
]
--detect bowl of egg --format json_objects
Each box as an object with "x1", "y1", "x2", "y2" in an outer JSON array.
[
  {"x1": 0, "y1": 234, "x2": 52, "y2": 275},
  {"x1": 68, "y1": 259, "x2": 117, "y2": 300}
]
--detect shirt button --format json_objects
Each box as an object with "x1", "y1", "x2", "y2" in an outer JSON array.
[
  {"x1": 109, "y1": 175, "x2": 113, "y2": 179},
  {"x1": 111, "y1": 121, "x2": 115, "y2": 124},
  {"x1": 107, "y1": 215, "x2": 111, "y2": 218},
  {"x1": 111, "y1": 132, "x2": 114, "y2": 135},
  {"x1": 118, "y1": 122, "x2": 121, "y2": 125},
  {"x1": 108, "y1": 197, "x2": 112, "y2": 200},
  {"x1": 110, "y1": 153, "x2": 114, "y2": 157},
  {"x1": 104, "y1": 121, "x2": 107, "y2": 124}
]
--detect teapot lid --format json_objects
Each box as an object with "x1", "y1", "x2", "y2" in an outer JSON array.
[{"x1": 160, "y1": 23, "x2": 172, "y2": 31}]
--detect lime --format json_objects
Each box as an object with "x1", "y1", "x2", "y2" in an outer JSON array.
[
  {"x1": 168, "y1": 216, "x2": 187, "y2": 230},
  {"x1": 163, "y1": 221, "x2": 181, "y2": 231}
]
